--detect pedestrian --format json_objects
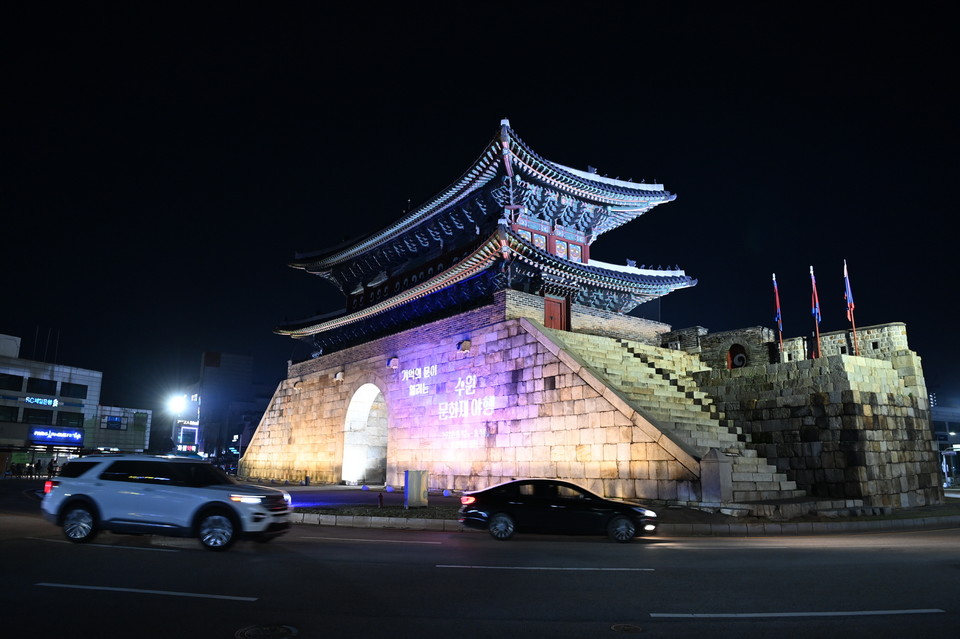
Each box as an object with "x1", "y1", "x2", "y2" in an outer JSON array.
[{"x1": 47, "y1": 459, "x2": 55, "y2": 478}]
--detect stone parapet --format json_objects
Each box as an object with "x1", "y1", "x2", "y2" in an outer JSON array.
[{"x1": 694, "y1": 354, "x2": 943, "y2": 508}]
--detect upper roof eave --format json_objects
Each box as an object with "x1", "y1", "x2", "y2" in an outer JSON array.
[
  {"x1": 290, "y1": 120, "x2": 678, "y2": 271},
  {"x1": 290, "y1": 137, "x2": 504, "y2": 271},
  {"x1": 504, "y1": 126, "x2": 675, "y2": 207}
]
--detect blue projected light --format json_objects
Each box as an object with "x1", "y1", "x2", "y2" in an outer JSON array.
[{"x1": 30, "y1": 427, "x2": 84, "y2": 446}]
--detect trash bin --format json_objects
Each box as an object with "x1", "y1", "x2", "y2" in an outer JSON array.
[{"x1": 404, "y1": 470, "x2": 428, "y2": 508}]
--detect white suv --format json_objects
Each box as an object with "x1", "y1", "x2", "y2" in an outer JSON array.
[{"x1": 41, "y1": 454, "x2": 292, "y2": 551}]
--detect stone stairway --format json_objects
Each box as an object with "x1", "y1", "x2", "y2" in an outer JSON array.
[{"x1": 543, "y1": 329, "x2": 808, "y2": 503}]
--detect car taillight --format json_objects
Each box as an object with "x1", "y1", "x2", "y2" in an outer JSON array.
[
  {"x1": 460, "y1": 495, "x2": 476, "y2": 505},
  {"x1": 43, "y1": 480, "x2": 59, "y2": 494}
]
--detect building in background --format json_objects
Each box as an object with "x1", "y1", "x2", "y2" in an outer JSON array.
[
  {"x1": 0, "y1": 333, "x2": 152, "y2": 473},
  {"x1": 171, "y1": 352, "x2": 271, "y2": 466},
  {"x1": 931, "y1": 404, "x2": 960, "y2": 487}
]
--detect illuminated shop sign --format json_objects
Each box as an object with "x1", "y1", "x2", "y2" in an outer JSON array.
[
  {"x1": 25, "y1": 397, "x2": 59, "y2": 407},
  {"x1": 30, "y1": 427, "x2": 83, "y2": 445}
]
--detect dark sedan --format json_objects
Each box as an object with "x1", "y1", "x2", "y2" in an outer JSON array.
[{"x1": 458, "y1": 478, "x2": 658, "y2": 543}]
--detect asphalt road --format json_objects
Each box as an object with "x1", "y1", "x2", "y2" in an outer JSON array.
[{"x1": 3, "y1": 479, "x2": 959, "y2": 638}]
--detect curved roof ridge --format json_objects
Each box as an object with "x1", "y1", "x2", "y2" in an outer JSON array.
[
  {"x1": 587, "y1": 258, "x2": 687, "y2": 278},
  {"x1": 277, "y1": 235, "x2": 504, "y2": 337},
  {"x1": 503, "y1": 125, "x2": 674, "y2": 204},
  {"x1": 552, "y1": 162, "x2": 664, "y2": 191},
  {"x1": 292, "y1": 120, "x2": 678, "y2": 269},
  {"x1": 291, "y1": 135, "x2": 504, "y2": 269},
  {"x1": 502, "y1": 228, "x2": 696, "y2": 293}
]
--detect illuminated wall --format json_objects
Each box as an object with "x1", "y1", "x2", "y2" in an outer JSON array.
[
  {"x1": 239, "y1": 291, "x2": 698, "y2": 501},
  {"x1": 239, "y1": 290, "x2": 941, "y2": 510}
]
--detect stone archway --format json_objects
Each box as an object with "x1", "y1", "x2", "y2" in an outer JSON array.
[{"x1": 341, "y1": 383, "x2": 388, "y2": 484}]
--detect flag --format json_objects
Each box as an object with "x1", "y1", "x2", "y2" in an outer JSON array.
[
  {"x1": 772, "y1": 273, "x2": 783, "y2": 332},
  {"x1": 810, "y1": 266, "x2": 821, "y2": 324},
  {"x1": 844, "y1": 259, "x2": 855, "y2": 322}
]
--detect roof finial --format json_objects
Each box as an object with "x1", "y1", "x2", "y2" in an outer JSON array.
[{"x1": 500, "y1": 118, "x2": 510, "y2": 127}]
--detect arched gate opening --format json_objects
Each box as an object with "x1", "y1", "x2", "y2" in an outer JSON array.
[{"x1": 341, "y1": 383, "x2": 387, "y2": 484}]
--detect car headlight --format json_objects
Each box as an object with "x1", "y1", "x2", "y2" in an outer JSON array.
[
  {"x1": 632, "y1": 507, "x2": 657, "y2": 518},
  {"x1": 230, "y1": 494, "x2": 264, "y2": 504}
]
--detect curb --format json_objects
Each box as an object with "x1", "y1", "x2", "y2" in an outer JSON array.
[
  {"x1": 655, "y1": 515, "x2": 960, "y2": 536},
  {"x1": 290, "y1": 512, "x2": 960, "y2": 536},
  {"x1": 291, "y1": 512, "x2": 464, "y2": 532}
]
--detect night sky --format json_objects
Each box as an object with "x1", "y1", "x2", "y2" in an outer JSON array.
[{"x1": 4, "y1": 3, "x2": 958, "y2": 414}]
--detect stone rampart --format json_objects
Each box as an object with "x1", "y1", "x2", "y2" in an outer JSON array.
[
  {"x1": 240, "y1": 293, "x2": 942, "y2": 512},
  {"x1": 240, "y1": 294, "x2": 698, "y2": 502},
  {"x1": 693, "y1": 354, "x2": 942, "y2": 508}
]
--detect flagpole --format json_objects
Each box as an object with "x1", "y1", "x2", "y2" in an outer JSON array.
[
  {"x1": 772, "y1": 273, "x2": 784, "y2": 357},
  {"x1": 810, "y1": 265, "x2": 822, "y2": 358},
  {"x1": 844, "y1": 259, "x2": 859, "y2": 355}
]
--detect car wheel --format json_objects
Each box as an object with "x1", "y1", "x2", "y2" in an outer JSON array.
[
  {"x1": 198, "y1": 509, "x2": 237, "y2": 551},
  {"x1": 62, "y1": 503, "x2": 98, "y2": 543},
  {"x1": 607, "y1": 516, "x2": 636, "y2": 543},
  {"x1": 488, "y1": 513, "x2": 515, "y2": 540}
]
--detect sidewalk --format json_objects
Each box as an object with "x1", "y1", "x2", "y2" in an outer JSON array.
[{"x1": 285, "y1": 485, "x2": 960, "y2": 537}]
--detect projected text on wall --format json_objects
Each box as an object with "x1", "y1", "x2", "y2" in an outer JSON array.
[{"x1": 402, "y1": 366, "x2": 495, "y2": 421}]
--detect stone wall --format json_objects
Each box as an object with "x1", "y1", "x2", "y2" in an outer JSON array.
[
  {"x1": 676, "y1": 326, "x2": 778, "y2": 370},
  {"x1": 240, "y1": 292, "x2": 941, "y2": 512},
  {"x1": 693, "y1": 354, "x2": 942, "y2": 507},
  {"x1": 240, "y1": 294, "x2": 698, "y2": 502},
  {"x1": 503, "y1": 289, "x2": 671, "y2": 344}
]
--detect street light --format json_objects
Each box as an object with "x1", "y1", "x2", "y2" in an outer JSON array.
[
  {"x1": 167, "y1": 394, "x2": 187, "y2": 453},
  {"x1": 167, "y1": 394, "x2": 187, "y2": 414}
]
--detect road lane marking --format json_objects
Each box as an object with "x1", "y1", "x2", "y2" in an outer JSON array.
[
  {"x1": 651, "y1": 609, "x2": 944, "y2": 618},
  {"x1": 36, "y1": 583, "x2": 257, "y2": 601},
  {"x1": 302, "y1": 536, "x2": 441, "y2": 544},
  {"x1": 436, "y1": 565, "x2": 654, "y2": 571},
  {"x1": 27, "y1": 538, "x2": 179, "y2": 552},
  {"x1": 656, "y1": 544, "x2": 791, "y2": 549}
]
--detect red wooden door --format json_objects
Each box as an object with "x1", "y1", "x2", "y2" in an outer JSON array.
[{"x1": 544, "y1": 296, "x2": 569, "y2": 330}]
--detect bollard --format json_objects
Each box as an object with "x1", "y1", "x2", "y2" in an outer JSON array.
[{"x1": 378, "y1": 492, "x2": 384, "y2": 508}]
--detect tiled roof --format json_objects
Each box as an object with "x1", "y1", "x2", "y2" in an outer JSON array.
[
  {"x1": 289, "y1": 120, "x2": 676, "y2": 272},
  {"x1": 277, "y1": 236, "x2": 504, "y2": 338},
  {"x1": 277, "y1": 226, "x2": 694, "y2": 338}
]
